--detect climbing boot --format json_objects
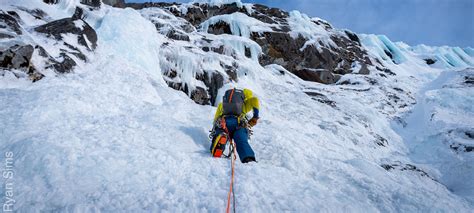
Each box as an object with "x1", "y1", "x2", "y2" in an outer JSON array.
[{"x1": 211, "y1": 133, "x2": 228, "y2": 158}]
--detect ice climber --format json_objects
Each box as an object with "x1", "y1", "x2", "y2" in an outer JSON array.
[{"x1": 210, "y1": 88, "x2": 260, "y2": 163}]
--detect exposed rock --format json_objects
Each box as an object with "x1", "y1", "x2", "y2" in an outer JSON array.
[
  {"x1": 166, "y1": 29, "x2": 190, "y2": 41},
  {"x1": 358, "y1": 64, "x2": 370, "y2": 74},
  {"x1": 293, "y1": 69, "x2": 341, "y2": 84},
  {"x1": 32, "y1": 9, "x2": 49, "y2": 20},
  {"x1": 166, "y1": 80, "x2": 211, "y2": 105},
  {"x1": 312, "y1": 19, "x2": 333, "y2": 30},
  {"x1": 80, "y1": 0, "x2": 101, "y2": 8},
  {"x1": 344, "y1": 30, "x2": 360, "y2": 44},
  {"x1": 51, "y1": 53, "x2": 77, "y2": 73},
  {"x1": 35, "y1": 7, "x2": 97, "y2": 50},
  {"x1": 448, "y1": 130, "x2": 474, "y2": 153},
  {"x1": 43, "y1": 0, "x2": 59, "y2": 4},
  {"x1": 103, "y1": 0, "x2": 126, "y2": 8},
  {"x1": 0, "y1": 44, "x2": 44, "y2": 81},
  {"x1": 13, "y1": 8, "x2": 49, "y2": 21},
  {"x1": 304, "y1": 91, "x2": 336, "y2": 107},
  {"x1": 464, "y1": 75, "x2": 474, "y2": 85},
  {"x1": 374, "y1": 134, "x2": 388, "y2": 147},
  {"x1": 0, "y1": 12, "x2": 22, "y2": 36},
  {"x1": 129, "y1": 2, "x2": 248, "y2": 26},
  {"x1": 251, "y1": 4, "x2": 289, "y2": 25},
  {"x1": 203, "y1": 72, "x2": 224, "y2": 106},
  {"x1": 0, "y1": 33, "x2": 14, "y2": 39},
  {"x1": 424, "y1": 58, "x2": 436, "y2": 65},
  {"x1": 466, "y1": 131, "x2": 474, "y2": 139},
  {"x1": 222, "y1": 62, "x2": 238, "y2": 82},
  {"x1": 377, "y1": 66, "x2": 396, "y2": 76},
  {"x1": 381, "y1": 162, "x2": 435, "y2": 180},
  {"x1": 252, "y1": 29, "x2": 370, "y2": 83},
  {"x1": 191, "y1": 86, "x2": 210, "y2": 105},
  {"x1": 206, "y1": 21, "x2": 232, "y2": 35},
  {"x1": 450, "y1": 143, "x2": 474, "y2": 153},
  {"x1": 72, "y1": 7, "x2": 84, "y2": 20},
  {"x1": 1, "y1": 45, "x2": 33, "y2": 69}
]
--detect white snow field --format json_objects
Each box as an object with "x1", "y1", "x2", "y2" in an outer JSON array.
[{"x1": 1, "y1": 0, "x2": 473, "y2": 212}]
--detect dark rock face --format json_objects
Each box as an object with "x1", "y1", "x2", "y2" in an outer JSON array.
[
  {"x1": 0, "y1": 45, "x2": 33, "y2": 69},
  {"x1": 35, "y1": 8, "x2": 97, "y2": 51},
  {"x1": 165, "y1": 29, "x2": 190, "y2": 41},
  {"x1": 43, "y1": 0, "x2": 59, "y2": 4},
  {"x1": 80, "y1": 0, "x2": 101, "y2": 8},
  {"x1": 464, "y1": 75, "x2": 474, "y2": 85},
  {"x1": 191, "y1": 87, "x2": 210, "y2": 105},
  {"x1": 0, "y1": 45, "x2": 44, "y2": 82},
  {"x1": 102, "y1": 0, "x2": 126, "y2": 8},
  {"x1": 448, "y1": 129, "x2": 474, "y2": 153},
  {"x1": 304, "y1": 91, "x2": 336, "y2": 107},
  {"x1": 127, "y1": 2, "x2": 248, "y2": 26},
  {"x1": 0, "y1": 12, "x2": 22, "y2": 36},
  {"x1": 204, "y1": 72, "x2": 225, "y2": 105},
  {"x1": 206, "y1": 21, "x2": 232, "y2": 35},
  {"x1": 294, "y1": 69, "x2": 341, "y2": 84},
  {"x1": 253, "y1": 29, "x2": 371, "y2": 84},
  {"x1": 52, "y1": 53, "x2": 77, "y2": 73},
  {"x1": 424, "y1": 58, "x2": 436, "y2": 65},
  {"x1": 1, "y1": 7, "x2": 98, "y2": 82},
  {"x1": 450, "y1": 143, "x2": 474, "y2": 153},
  {"x1": 381, "y1": 163, "x2": 435, "y2": 180},
  {"x1": 374, "y1": 134, "x2": 388, "y2": 147}
]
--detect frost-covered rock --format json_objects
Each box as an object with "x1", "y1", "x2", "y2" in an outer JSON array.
[
  {"x1": 0, "y1": 44, "x2": 45, "y2": 81},
  {"x1": 35, "y1": 7, "x2": 97, "y2": 51},
  {"x1": 1, "y1": 5, "x2": 98, "y2": 80},
  {"x1": 0, "y1": 12, "x2": 23, "y2": 38},
  {"x1": 79, "y1": 0, "x2": 101, "y2": 8},
  {"x1": 146, "y1": 2, "x2": 374, "y2": 85},
  {"x1": 102, "y1": 0, "x2": 125, "y2": 8}
]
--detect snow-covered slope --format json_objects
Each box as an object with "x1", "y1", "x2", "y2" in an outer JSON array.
[
  {"x1": 1, "y1": 0, "x2": 473, "y2": 212},
  {"x1": 393, "y1": 68, "x2": 474, "y2": 204}
]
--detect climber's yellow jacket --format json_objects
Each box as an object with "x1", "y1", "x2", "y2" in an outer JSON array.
[{"x1": 214, "y1": 88, "x2": 260, "y2": 122}]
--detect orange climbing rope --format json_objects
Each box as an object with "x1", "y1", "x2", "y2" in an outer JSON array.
[{"x1": 226, "y1": 141, "x2": 237, "y2": 213}]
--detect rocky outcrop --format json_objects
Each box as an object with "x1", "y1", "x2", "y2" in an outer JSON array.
[
  {"x1": 146, "y1": 2, "x2": 375, "y2": 85},
  {"x1": 126, "y1": 2, "x2": 381, "y2": 104},
  {"x1": 31, "y1": 7, "x2": 97, "y2": 74},
  {"x1": 79, "y1": 0, "x2": 101, "y2": 8},
  {"x1": 35, "y1": 8, "x2": 97, "y2": 51},
  {"x1": 381, "y1": 162, "x2": 435, "y2": 180},
  {"x1": 43, "y1": 0, "x2": 59, "y2": 4},
  {"x1": 102, "y1": 0, "x2": 126, "y2": 8},
  {"x1": 304, "y1": 91, "x2": 336, "y2": 107},
  {"x1": 0, "y1": 12, "x2": 22, "y2": 38},
  {"x1": 1, "y1": 12, "x2": 42, "y2": 81},
  {"x1": 0, "y1": 45, "x2": 44, "y2": 81},
  {"x1": 129, "y1": 2, "x2": 382, "y2": 104},
  {"x1": 1, "y1": 7, "x2": 97, "y2": 82}
]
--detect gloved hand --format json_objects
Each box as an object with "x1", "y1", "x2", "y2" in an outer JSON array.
[{"x1": 248, "y1": 117, "x2": 259, "y2": 127}]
